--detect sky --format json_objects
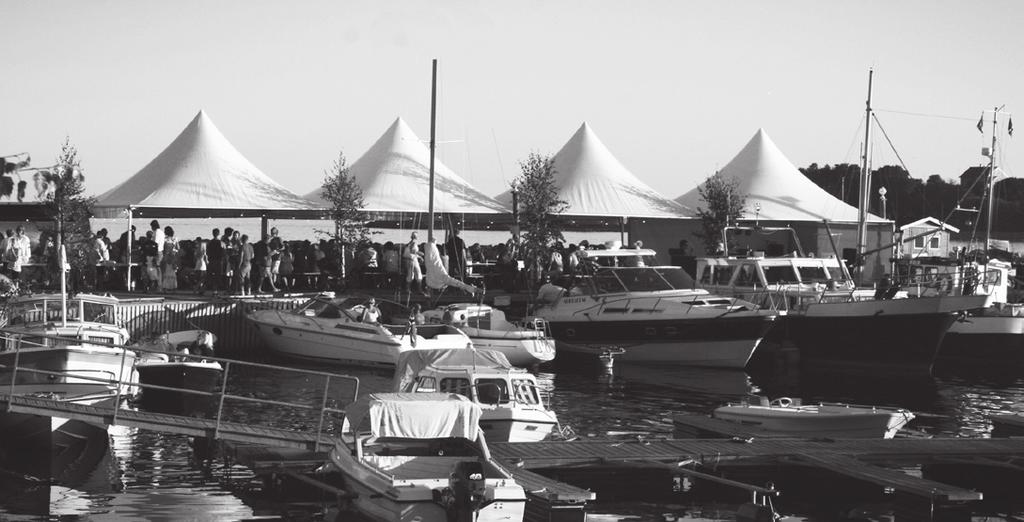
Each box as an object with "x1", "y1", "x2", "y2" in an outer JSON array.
[{"x1": 2, "y1": 0, "x2": 1022, "y2": 203}]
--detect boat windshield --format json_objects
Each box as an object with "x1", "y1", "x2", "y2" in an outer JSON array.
[
  {"x1": 587, "y1": 267, "x2": 694, "y2": 293},
  {"x1": 297, "y1": 298, "x2": 348, "y2": 319},
  {"x1": 5, "y1": 297, "x2": 117, "y2": 326},
  {"x1": 475, "y1": 378, "x2": 510, "y2": 405}
]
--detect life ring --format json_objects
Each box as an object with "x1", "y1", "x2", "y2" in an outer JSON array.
[{"x1": 770, "y1": 397, "x2": 793, "y2": 408}]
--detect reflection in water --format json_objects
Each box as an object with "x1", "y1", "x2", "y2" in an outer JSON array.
[{"x1": 1, "y1": 349, "x2": 1023, "y2": 519}]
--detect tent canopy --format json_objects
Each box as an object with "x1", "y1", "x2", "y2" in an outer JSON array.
[
  {"x1": 305, "y1": 118, "x2": 506, "y2": 214},
  {"x1": 496, "y1": 123, "x2": 687, "y2": 219},
  {"x1": 95, "y1": 110, "x2": 320, "y2": 218},
  {"x1": 675, "y1": 129, "x2": 885, "y2": 224}
]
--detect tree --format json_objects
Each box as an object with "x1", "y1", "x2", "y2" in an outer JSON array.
[
  {"x1": 319, "y1": 152, "x2": 369, "y2": 281},
  {"x1": 42, "y1": 137, "x2": 95, "y2": 285},
  {"x1": 694, "y1": 172, "x2": 746, "y2": 255},
  {"x1": 510, "y1": 153, "x2": 567, "y2": 284}
]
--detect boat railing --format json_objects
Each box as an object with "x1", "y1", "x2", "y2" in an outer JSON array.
[{"x1": 0, "y1": 328, "x2": 360, "y2": 452}]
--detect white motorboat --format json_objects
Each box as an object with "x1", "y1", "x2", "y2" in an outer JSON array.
[
  {"x1": 711, "y1": 397, "x2": 915, "y2": 439},
  {"x1": 532, "y1": 247, "x2": 778, "y2": 369},
  {"x1": 329, "y1": 392, "x2": 526, "y2": 522},
  {"x1": 133, "y1": 329, "x2": 223, "y2": 411},
  {"x1": 393, "y1": 349, "x2": 562, "y2": 442},
  {"x1": 247, "y1": 295, "x2": 472, "y2": 367},
  {"x1": 421, "y1": 303, "x2": 555, "y2": 367},
  {"x1": 0, "y1": 293, "x2": 139, "y2": 479}
]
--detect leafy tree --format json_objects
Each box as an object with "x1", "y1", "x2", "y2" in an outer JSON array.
[
  {"x1": 42, "y1": 137, "x2": 95, "y2": 281},
  {"x1": 694, "y1": 172, "x2": 746, "y2": 255},
  {"x1": 319, "y1": 152, "x2": 369, "y2": 281},
  {"x1": 510, "y1": 152, "x2": 567, "y2": 284}
]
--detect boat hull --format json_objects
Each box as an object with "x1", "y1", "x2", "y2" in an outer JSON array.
[
  {"x1": 712, "y1": 404, "x2": 914, "y2": 439},
  {"x1": 249, "y1": 312, "x2": 469, "y2": 367},
  {"x1": 0, "y1": 389, "x2": 116, "y2": 481},
  {"x1": 136, "y1": 361, "x2": 223, "y2": 414},
  {"x1": 462, "y1": 334, "x2": 555, "y2": 367},
  {"x1": 937, "y1": 314, "x2": 1024, "y2": 368},
  {"x1": 546, "y1": 314, "x2": 775, "y2": 368},
  {"x1": 783, "y1": 299, "x2": 961, "y2": 376},
  {"x1": 0, "y1": 346, "x2": 139, "y2": 397},
  {"x1": 478, "y1": 409, "x2": 558, "y2": 443}
]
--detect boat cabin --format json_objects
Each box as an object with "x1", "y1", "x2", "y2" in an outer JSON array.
[
  {"x1": 566, "y1": 249, "x2": 698, "y2": 296},
  {"x1": 395, "y1": 349, "x2": 545, "y2": 408},
  {"x1": 0, "y1": 293, "x2": 128, "y2": 350}
]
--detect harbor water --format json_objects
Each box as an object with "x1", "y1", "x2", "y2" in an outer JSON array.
[{"x1": 2, "y1": 349, "x2": 1023, "y2": 521}]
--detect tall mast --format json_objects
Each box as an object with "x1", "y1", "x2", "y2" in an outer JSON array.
[
  {"x1": 855, "y1": 68, "x2": 874, "y2": 281},
  {"x1": 984, "y1": 106, "x2": 1002, "y2": 254},
  {"x1": 427, "y1": 58, "x2": 438, "y2": 243}
]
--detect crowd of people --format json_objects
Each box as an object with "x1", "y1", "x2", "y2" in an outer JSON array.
[{"x1": 4, "y1": 221, "x2": 624, "y2": 297}]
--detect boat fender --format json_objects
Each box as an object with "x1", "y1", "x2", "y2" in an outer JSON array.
[{"x1": 770, "y1": 397, "x2": 793, "y2": 408}]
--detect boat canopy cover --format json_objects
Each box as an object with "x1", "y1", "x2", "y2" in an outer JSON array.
[
  {"x1": 343, "y1": 392, "x2": 482, "y2": 440},
  {"x1": 393, "y1": 349, "x2": 514, "y2": 392}
]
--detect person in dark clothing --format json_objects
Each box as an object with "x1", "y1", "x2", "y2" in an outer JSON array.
[
  {"x1": 252, "y1": 234, "x2": 277, "y2": 293},
  {"x1": 206, "y1": 228, "x2": 224, "y2": 291},
  {"x1": 444, "y1": 227, "x2": 467, "y2": 280}
]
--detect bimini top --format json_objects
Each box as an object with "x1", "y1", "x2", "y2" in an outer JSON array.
[
  {"x1": 342, "y1": 392, "x2": 482, "y2": 440},
  {"x1": 393, "y1": 348, "x2": 515, "y2": 393}
]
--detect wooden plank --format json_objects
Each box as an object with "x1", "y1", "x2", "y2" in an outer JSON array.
[
  {"x1": 508, "y1": 468, "x2": 595, "y2": 503},
  {"x1": 791, "y1": 453, "x2": 982, "y2": 502}
]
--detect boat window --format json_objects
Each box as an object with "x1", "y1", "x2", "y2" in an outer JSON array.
[
  {"x1": 713, "y1": 266, "x2": 735, "y2": 285},
  {"x1": 826, "y1": 266, "x2": 847, "y2": 282},
  {"x1": 83, "y1": 302, "x2": 116, "y2": 324},
  {"x1": 592, "y1": 272, "x2": 626, "y2": 293},
  {"x1": 796, "y1": 266, "x2": 829, "y2": 283},
  {"x1": 474, "y1": 378, "x2": 509, "y2": 405},
  {"x1": 511, "y1": 379, "x2": 540, "y2": 405},
  {"x1": 415, "y1": 376, "x2": 437, "y2": 393},
  {"x1": 439, "y1": 378, "x2": 472, "y2": 398},
  {"x1": 619, "y1": 268, "x2": 673, "y2": 292},
  {"x1": 18, "y1": 336, "x2": 48, "y2": 349},
  {"x1": 316, "y1": 305, "x2": 343, "y2": 319},
  {"x1": 698, "y1": 265, "x2": 712, "y2": 284},
  {"x1": 656, "y1": 268, "x2": 696, "y2": 289},
  {"x1": 762, "y1": 265, "x2": 798, "y2": 284},
  {"x1": 84, "y1": 336, "x2": 115, "y2": 345},
  {"x1": 734, "y1": 264, "x2": 759, "y2": 285}
]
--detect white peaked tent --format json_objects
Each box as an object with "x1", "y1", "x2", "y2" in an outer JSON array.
[
  {"x1": 305, "y1": 118, "x2": 506, "y2": 214},
  {"x1": 674, "y1": 129, "x2": 885, "y2": 224},
  {"x1": 95, "y1": 110, "x2": 319, "y2": 218},
  {"x1": 496, "y1": 122, "x2": 687, "y2": 218}
]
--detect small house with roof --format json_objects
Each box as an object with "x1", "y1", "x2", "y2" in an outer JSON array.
[{"x1": 898, "y1": 217, "x2": 958, "y2": 258}]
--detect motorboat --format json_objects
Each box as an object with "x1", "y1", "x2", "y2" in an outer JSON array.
[
  {"x1": 421, "y1": 303, "x2": 555, "y2": 367},
  {"x1": 247, "y1": 295, "x2": 472, "y2": 367},
  {"x1": 709, "y1": 396, "x2": 916, "y2": 439},
  {"x1": 694, "y1": 226, "x2": 990, "y2": 376},
  {"x1": 329, "y1": 392, "x2": 526, "y2": 522},
  {"x1": 531, "y1": 247, "x2": 778, "y2": 369},
  {"x1": 0, "y1": 293, "x2": 138, "y2": 479},
  {"x1": 393, "y1": 349, "x2": 562, "y2": 442},
  {"x1": 133, "y1": 329, "x2": 223, "y2": 412}
]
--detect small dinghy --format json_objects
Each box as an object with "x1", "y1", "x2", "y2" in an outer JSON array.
[{"x1": 712, "y1": 397, "x2": 915, "y2": 439}]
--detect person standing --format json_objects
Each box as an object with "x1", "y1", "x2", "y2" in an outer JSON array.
[
  {"x1": 444, "y1": 226, "x2": 468, "y2": 280},
  {"x1": 253, "y1": 234, "x2": 278, "y2": 293},
  {"x1": 150, "y1": 220, "x2": 165, "y2": 290},
  {"x1": 161, "y1": 226, "x2": 179, "y2": 292},
  {"x1": 139, "y1": 230, "x2": 159, "y2": 293},
  {"x1": 268, "y1": 227, "x2": 284, "y2": 290},
  {"x1": 239, "y1": 234, "x2": 253, "y2": 295},
  {"x1": 10, "y1": 226, "x2": 31, "y2": 286},
  {"x1": 403, "y1": 232, "x2": 424, "y2": 295},
  {"x1": 206, "y1": 228, "x2": 223, "y2": 292},
  {"x1": 193, "y1": 237, "x2": 208, "y2": 295}
]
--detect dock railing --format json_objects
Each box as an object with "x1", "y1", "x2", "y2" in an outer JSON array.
[{"x1": 0, "y1": 328, "x2": 360, "y2": 452}]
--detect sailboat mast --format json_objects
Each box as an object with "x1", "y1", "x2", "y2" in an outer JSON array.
[
  {"x1": 856, "y1": 68, "x2": 874, "y2": 280},
  {"x1": 984, "y1": 106, "x2": 1001, "y2": 253},
  {"x1": 427, "y1": 59, "x2": 438, "y2": 243}
]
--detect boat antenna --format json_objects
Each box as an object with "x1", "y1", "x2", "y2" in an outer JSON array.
[
  {"x1": 855, "y1": 68, "x2": 873, "y2": 284},
  {"x1": 984, "y1": 105, "x2": 1005, "y2": 255},
  {"x1": 427, "y1": 58, "x2": 438, "y2": 243}
]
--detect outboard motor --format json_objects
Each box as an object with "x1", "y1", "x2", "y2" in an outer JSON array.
[{"x1": 433, "y1": 460, "x2": 486, "y2": 522}]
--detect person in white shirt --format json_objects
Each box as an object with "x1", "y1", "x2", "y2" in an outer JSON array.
[{"x1": 10, "y1": 226, "x2": 31, "y2": 283}]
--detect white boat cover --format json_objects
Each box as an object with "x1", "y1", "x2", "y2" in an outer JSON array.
[
  {"x1": 94, "y1": 111, "x2": 316, "y2": 216},
  {"x1": 675, "y1": 129, "x2": 886, "y2": 224},
  {"x1": 343, "y1": 392, "x2": 482, "y2": 440},
  {"x1": 393, "y1": 348, "x2": 513, "y2": 392},
  {"x1": 494, "y1": 122, "x2": 687, "y2": 218},
  {"x1": 425, "y1": 239, "x2": 480, "y2": 295},
  {"x1": 305, "y1": 118, "x2": 506, "y2": 213}
]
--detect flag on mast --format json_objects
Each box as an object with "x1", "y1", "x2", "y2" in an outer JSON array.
[
  {"x1": 1009, "y1": 117, "x2": 1014, "y2": 137},
  {"x1": 977, "y1": 112, "x2": 984, "y2": 133}
]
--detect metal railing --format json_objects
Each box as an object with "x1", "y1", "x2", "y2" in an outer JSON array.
[{"x1": 0, "y1": 328, "x2": 360, "y2": 451}]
